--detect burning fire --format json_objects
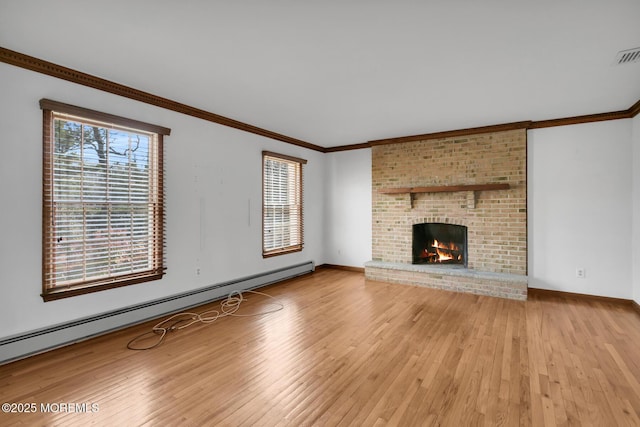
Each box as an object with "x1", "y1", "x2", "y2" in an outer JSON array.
[
  {"x1": 431, "y1": 240, "x2": 458, "y2": 262},
  {"x1": 433, "y1": 239, "x2": 456, "y2": 261},
  {"x1": 420, "y1": 239, "x2": 462, "y2": 263}
]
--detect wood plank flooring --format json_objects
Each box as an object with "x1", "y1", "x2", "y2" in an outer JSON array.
[{"x1": 2, "y1": 268, "x2": 640, "y2": 426}]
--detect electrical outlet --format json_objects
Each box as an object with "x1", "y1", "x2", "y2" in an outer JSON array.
[
  {"x1": 196, "y1": 268, "x2": 201, "y2": 276},
  {"x1": 576, "y1": 268, "x2": 585, "y2": 279}
]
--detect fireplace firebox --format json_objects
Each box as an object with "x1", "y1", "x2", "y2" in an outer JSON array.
[{"x1": 412, "y1": 223, "x2": 467, "y2": 266}]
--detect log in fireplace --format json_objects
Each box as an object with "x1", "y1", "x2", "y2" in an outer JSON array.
[{"x1": 412, "y1": 223, "x2": 467, "y2": 266}]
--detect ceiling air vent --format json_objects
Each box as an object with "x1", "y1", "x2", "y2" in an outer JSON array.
[{"x1": 615, "y1": 47, "x2": 640, "y2": 65}]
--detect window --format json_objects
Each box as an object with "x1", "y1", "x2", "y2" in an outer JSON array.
[
  {"x1": 262, "y1": 151, "x2": 306, "y2": 257},
  {"x1": 41, "y1": 99, "x2": 170, "y2": 301}
]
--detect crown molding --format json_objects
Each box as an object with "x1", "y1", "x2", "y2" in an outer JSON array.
[
  {"x1": 324, "y1": 142, "x2": 371, "y2": 153},
  {"x1": 368, "y1": 121, "x2": 532, "y2": 147},
  {"x1": 329, "y1": 99, "x2": 640, "y2": 151},
  {"x1": 0, "y1": 46, "x2": 324, "y2": 152},
  {"x1": 629, "y1": 99, "x2": 640, "y2": 118},
  {"x1": 528, "y1": 109, "x2": 633, "y2": 129},
  {"x1": 1, "y1": 46, "x2": 638, "y2": 154},
  {"x1": 325, "y1": 121, "x2": 533, "y2": 152}
]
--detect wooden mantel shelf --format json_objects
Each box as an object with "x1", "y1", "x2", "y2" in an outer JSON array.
[{"x1": 378, "y1": 183, "x2": 510, "y2": 195}]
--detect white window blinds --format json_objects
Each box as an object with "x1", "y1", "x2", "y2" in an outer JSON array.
[
  {"x1": 41, "y1": 100, "x2": 169, "y2": 301},
  {"x1": 262, "y1": 151, "x2": 306, "y2": 257}
]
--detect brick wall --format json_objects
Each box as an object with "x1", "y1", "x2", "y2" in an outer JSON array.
[{"x1": 371, "y1": 129, "x2": 527, "y2": 275}]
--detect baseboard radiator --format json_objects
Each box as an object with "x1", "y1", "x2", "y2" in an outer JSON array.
[{"x1": 0, "y1": 261, "x2": 315, "y2": 365}]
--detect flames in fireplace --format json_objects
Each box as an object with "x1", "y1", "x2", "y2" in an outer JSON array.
[
  {"x1": 413, "y1": 223, "x2": 467, "y2": 266},
  {"x1": 420, "y1": 239, "x2": 463, "y2": 263}
]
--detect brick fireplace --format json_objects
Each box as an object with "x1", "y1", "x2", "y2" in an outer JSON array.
[{"x1": 364, "y1": 129, "x2": 528, "y2": 300}]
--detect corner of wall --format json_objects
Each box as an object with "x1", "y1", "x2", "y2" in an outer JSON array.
[
  {"x1": 633, "y1": 115, "x2": 640, "y2": 304},
  {"x1": 323, "y1": 149, "x2": 372, "y2": 268},
  {"x1": 528, "y1": 120, "x2": 633, "y2": 299}
]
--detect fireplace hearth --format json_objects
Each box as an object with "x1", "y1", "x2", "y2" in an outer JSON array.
[{"x1": 412, "y1": 223, "x2": 467, "y2": 266}]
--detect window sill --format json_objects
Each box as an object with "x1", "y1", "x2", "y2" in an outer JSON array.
[
  {"x1": 263, "y1": 246, "x2": 303, "y2": 258},
  {"x1": 42, "y1": 271, "x2": 164, "y2": 302}
]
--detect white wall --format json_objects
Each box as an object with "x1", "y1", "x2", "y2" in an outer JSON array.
[
  {"x1": 0, "y1": 63, "x2": 325, "y2": 339},
  {"x1": 323, "y1": 150, "x2": 372, "y2": 268},
  {"x1": 528, "y1": 120, "x2": 633, "y2": 298},
  {"x1": 322, "y1": 120, "x2": 638, "y2": 300},
  {"x1": 1, "y1": 62, "x2": 637, "y2": 345},
  {"x1": 632, "y1": 114, "x2": 640, "y2": 304}
]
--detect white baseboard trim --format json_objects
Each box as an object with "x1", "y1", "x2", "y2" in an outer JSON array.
[{"x1": 0, "y1": 261, "x2": 314, "y2": 365}]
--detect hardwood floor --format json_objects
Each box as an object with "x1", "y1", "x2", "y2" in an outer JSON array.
[{"x1": 2, "y1": 268, "x2": 640, "y2": 426}]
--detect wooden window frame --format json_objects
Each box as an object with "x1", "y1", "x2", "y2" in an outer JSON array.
[
  {"x1": 262, "y1": 151, "x2": 306, "y2": 258},
  {"x1": 41, "y1": 99, "x2": 170, "y2": 301}
]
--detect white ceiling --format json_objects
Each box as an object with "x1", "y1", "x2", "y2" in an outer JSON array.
[{"x1": 1, "y1": 0, "x2": 639, "y2": 148}]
